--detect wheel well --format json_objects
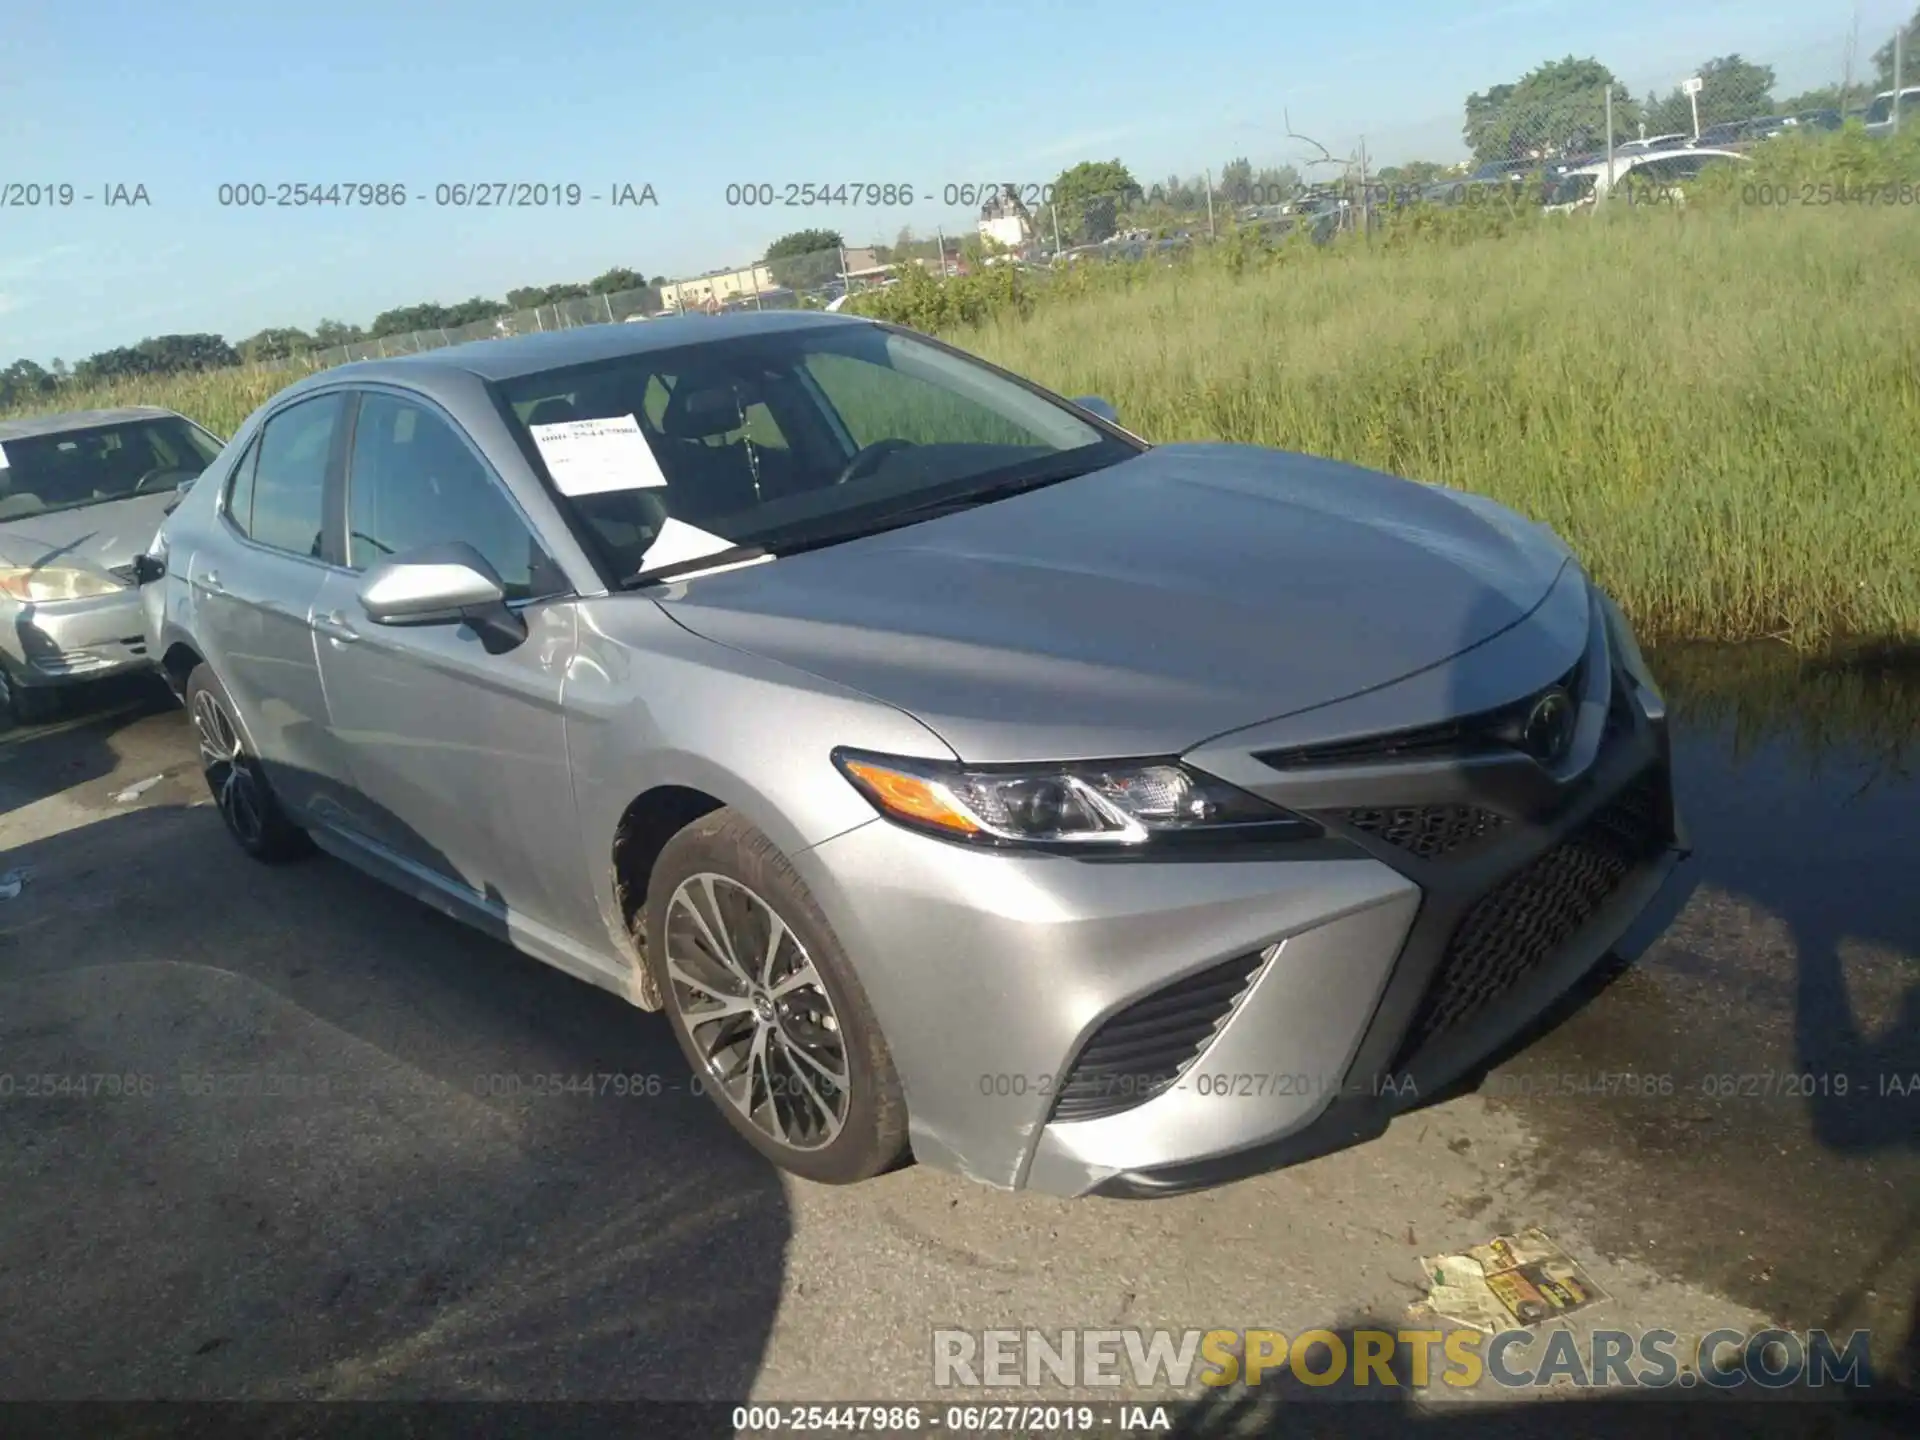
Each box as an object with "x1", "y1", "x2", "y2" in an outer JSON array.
[
  {"x1": 160, "y1": 642, "x2": 202, "y2": 695},
  {"x1": 610, "y1": 786, "x2": 726, "y2": 947}
]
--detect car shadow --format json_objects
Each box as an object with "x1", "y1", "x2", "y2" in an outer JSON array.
[
  {"x1": 1653, "y1": 642, "x2": 1920, "y2": 1391},
  {"x1": 0, "y1": 672, "x2": 176, "y2": 817},
  {"x1": 0, "y1": 790, "x2": 788, "y2": 1420},
  {"x1": 1419, "y1": 634, "x2": 1920, "y2": 1402}
]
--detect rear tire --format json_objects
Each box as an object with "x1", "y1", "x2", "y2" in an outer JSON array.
[
  {"x1": 183, "y1": 663, "x2": 313, "y2": 863},
  {"x1": 645, "y1": 808, "x2": 908, "y2": 1185}
]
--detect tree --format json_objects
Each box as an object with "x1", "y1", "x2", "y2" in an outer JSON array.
[
  {"x1": 1375, "y1": 160, "x2": 1449, "y2": 187},
  {"x1": 0, "y1": 358, "x2": 58, "y2": 408},
  {"x1": 1873, "y1": 7, "x2": 1920, "y2": 89},
  {"x1": 73, "y1": 333, "x2": 239, "y2": 384},
  {"x1": 588, "y1": 266, "x2": 645, "y2": 296},
  {"x1": 1464, "y1": 57, "x2": 1638, "y2": 162},
  {"x1": 1777, "y1": 84, "x2": 1847, "y2": 114},
  {"x1": 237, "y1": 327, "x2": 314, "y2": 363},
  {"x1": 764, "y1": 228, "x2": 844, "y2": 291},
  {"x1": 1218, "y1": 157, "x2": 1254, "y2": 204},
  {"x1": 1050, "y1": 159, "x2": 1141, "y2": 242},
  {"x1": 504, "y1": 283, "x2": 588, "y2": 311},
  {"x1": 312, "y1": 318, "x2": 364, "y2": 347},
  {"x1": 1644, "y1": 54, "x2": 1777, "y2": 133}
]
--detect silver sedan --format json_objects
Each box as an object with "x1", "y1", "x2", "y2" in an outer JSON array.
[
  {"x1": 1, "y1": 405, "x2": 223, "y2": 725},
  {"x1": 142, "y1": 311, "x2": 1689, "y2": 1195}
]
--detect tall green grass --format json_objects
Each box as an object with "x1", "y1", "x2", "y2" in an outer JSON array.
[
  {"x1": 959, "y1": 204, "x2": 1919, "y2": 648},
  {"x1": 7, "y1": 197, "x2": 1916, "y2": 648}
]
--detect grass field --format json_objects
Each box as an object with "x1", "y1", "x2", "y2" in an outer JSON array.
[{"x1": 7, "y1": 201, "x2": 1916, "y2": 649}]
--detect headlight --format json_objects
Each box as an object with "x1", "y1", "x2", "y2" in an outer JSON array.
[
  {"x1": 0, "y1": 566, "x2": 125, "y2": 603},
  {"x1": 832, "y1": 748, "x2": 1319, "y2": 848}
]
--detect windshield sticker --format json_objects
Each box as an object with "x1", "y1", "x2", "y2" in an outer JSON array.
[
  {"x1": 640, "y1": 517, "x2": 767, "y2": 576},
  {"x1": 528, "y1": 413, "x2": 667, "y2": 496}
]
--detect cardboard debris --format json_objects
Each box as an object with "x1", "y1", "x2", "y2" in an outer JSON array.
[{"x1": 1416, "y1": 1227, "x2": 1608, "y2": 1332}]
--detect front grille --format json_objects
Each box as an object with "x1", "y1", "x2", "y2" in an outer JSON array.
[
  {"x1": 1257, "y1": 659, "x2": 1587, "y2": 771},
  {"x1": 1050, "y1": 950, "x2": 1267, "y2": 1123},
  {"x1": 1333, "y1": 803, "x2": 1508, "y2": 860},
  {"x1": 1392, "y1": 766, "x2": 1669, "y2": 1065}
]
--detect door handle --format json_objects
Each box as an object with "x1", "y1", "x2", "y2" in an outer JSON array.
[
  {"x1": 313, "y1": 610, "x2": 360, "y2": 643},
  {"x1": 199, "y1": 570, "x2": 223, "y2": 594}
]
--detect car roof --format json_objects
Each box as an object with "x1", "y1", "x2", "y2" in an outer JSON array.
[
  {"x1": 285, "y1": 310, "x2": 876, "y2": 393},
  {"x1": 0, "y1": 404, "x2": 186, "y2": 441}
]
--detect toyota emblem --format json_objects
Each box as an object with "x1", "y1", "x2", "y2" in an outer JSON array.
[{"x1": 1521, "y1": 687, "x2": 1576, "y2": 762}]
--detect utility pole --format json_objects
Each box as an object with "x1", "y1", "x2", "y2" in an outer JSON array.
[
  {"x1": 1896, "y1": 23, "x2": 1906, "y2": 134},
  {"x1": 1604, "y1": 84, "x2": 1615, "y2": 201},
  {"x1": 1842, "y1": 4, "x2": 1860, "y2": 115},
  {"x1": 1204, "y1": 167, "x2": 1215, "y2": 238},
  {"x1": 1051, "y1": 203, "x2": 1063, "y2": 255}
]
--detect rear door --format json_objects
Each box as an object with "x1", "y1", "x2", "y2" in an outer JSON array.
[
  {"x1": 186, "y1": 391, "x2": 356, "y2": 820},
  {"x1": 308, "y1": 387, "x2": 594, "y2": 941}
]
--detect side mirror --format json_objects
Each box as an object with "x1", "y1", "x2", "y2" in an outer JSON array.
[
  {"x1": 1072, "y1": 395, "x2": 1120, "y2": 426},
  {"x1": 176, "y1": 476, "x2": 199, "y2": 496},
  {"x1": 130, "y1": 552, "x2": 167, "y2": 585},
  {"x1": 356, "y1": 542, "x2": 527, "y2": 652}
]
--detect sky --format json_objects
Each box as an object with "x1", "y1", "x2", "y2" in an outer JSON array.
[{"x1": 0, "y1": 0, "x2": 1908, "y2": 365}]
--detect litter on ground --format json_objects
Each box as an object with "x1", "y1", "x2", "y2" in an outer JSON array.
[{"x1": 1413, "y1": 1227, "x2": 1609, "y2": 1332}]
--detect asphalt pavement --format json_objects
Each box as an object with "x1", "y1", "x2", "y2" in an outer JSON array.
[{"x1": 0, "y1": 665, "x2": 1914, "y2": 1433}]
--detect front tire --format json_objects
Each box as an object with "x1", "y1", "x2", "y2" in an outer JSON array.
[
  {"x1": 645, "y1": 808, "x2": 908, "y2": 1185},
  {"x1": 184, "y1": 663, "x2": 313, "y2": 863}
]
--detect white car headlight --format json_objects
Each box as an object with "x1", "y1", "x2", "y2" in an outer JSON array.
[
  {"x1": 832, "y1": 748, "x2": 1319, "y2": 848},
  {"x1": 0, "y1": 566, "x2": 126, "y2": 603}
]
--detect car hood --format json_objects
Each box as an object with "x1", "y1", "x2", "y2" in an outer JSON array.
[
  {"x1": 658, "y1": 443, "x2": 1573, "y2": 762},
  {"x1": 0, "y1": 491, "x2": 173, "y2": 575}
]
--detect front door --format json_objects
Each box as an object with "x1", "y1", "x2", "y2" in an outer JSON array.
[{"x1": 310, "y1": 389, "x2": 595, "y2": 941}]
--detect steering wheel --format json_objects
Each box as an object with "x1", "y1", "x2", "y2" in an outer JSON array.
[{"x1": 830, "y1": 438, "x2": 914, "y2": 487}]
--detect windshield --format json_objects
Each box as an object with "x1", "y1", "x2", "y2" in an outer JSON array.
[
  {"x1": 493, "y1": 322, "x2": 1142, "y2": 580},
  {"x1": 0, "y1": 416, "x2": 223, "y2": 519},
  {"x1": 1865, "y1": 92, "x2": 1911, "y2": 122}
]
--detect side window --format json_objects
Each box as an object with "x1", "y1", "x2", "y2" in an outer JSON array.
[
  {"x1": 345, "y1": 392, "x2": 561, "y2": 601},
  {"x1": 224, "y1": 435, "x2": 262, "y2": 535},
  {"x1": 249, "y1": 394, "x2": 344, "y2": 558}
]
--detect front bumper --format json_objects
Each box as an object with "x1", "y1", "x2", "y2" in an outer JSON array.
[
  {"x1": 794, "y1": 581, "x2": 1690, "y2": 1198},
  {"x1": 1, "y1": 588, "x2": 155, "y2": 690}
]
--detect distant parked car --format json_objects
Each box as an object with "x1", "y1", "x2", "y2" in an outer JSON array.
[
  {"x1": 1863, "y1": 86, "x2": 1920, "y2": 137},
  {"x1": 0, "y1": 405, "x2": 225, "y2": 723},
  {"x1": 1790, "y1": 108, "x2": 1844, "y2": 132},
  {"x1": 1614, "y1": 134, "x2": 1691, "y2": 155},
  {"x1": 1694, "y1": 121, "x2": 1751, "y2": 148},
  {"x1": 1543, "y1": 148, "x2": 1747, "y2": 213}
]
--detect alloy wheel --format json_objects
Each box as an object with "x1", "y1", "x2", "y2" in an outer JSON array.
[
  {"x1": 663, "y1": 872, "x2": 850, "y2": 1150},
  {"x1": 190, "y1": 688, "x2": 265, "y2": 848}
]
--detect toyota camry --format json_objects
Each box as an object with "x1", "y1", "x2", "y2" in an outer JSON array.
[{"x1": 141, "y1": 310, "x2": 1689, "y2": 1195}]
